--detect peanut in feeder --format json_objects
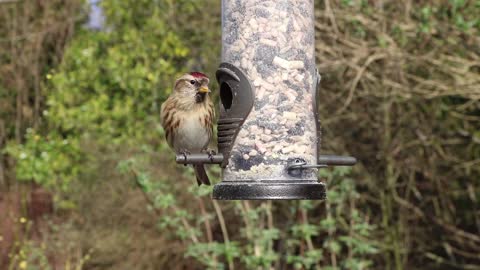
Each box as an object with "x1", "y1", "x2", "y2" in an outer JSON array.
[{"x1": 176, "y1": 0, "x2": 356, "y2": 200}]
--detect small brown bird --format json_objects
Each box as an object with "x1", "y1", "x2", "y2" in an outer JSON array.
[{"x1": 160, "y1": 72, "x2": 215, "y2": 185}]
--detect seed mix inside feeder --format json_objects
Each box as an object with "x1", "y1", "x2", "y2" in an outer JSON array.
[{"x1": 176, "y1": 0, "x2": 356, "y2": 200}]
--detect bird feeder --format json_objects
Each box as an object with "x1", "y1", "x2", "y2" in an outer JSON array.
[{"x1": 176, "y1": 0, "x2": 356, "y2": 200}]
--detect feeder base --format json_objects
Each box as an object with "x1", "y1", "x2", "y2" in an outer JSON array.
[{"x1": 212, "y1": 181, "x2": 326, "y2": 200}]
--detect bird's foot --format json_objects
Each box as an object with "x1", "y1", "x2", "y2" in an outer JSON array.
[
  {"x1": 179, "y1": 150, "x2": 191, "y2": 166},
  {"x1": 206, "y1": 149, "x2": 216, "y2": 162}
]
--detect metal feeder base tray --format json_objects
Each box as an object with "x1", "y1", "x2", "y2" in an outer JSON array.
[{"x1": 212, "y1": 180, "x2": 326, "y2": 200}]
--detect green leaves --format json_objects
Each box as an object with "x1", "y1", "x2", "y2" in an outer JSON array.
[
  {"x1": 186, "y1": 242, "x2": 241, "y2": 270},
  {"x1": 45, "y1": 0, "x2": 192, "y2": 147},
  {"x1": 291, "y1": 223, "x2": 319, "y2": 239},
  {"x1": 4, "y1": 129, "x2": 82, "y2": 192},
  {"x1": 6, "y1": 0, "x2": 195, "y2": 195},
  {"x1": 287, "y1": 249, "x2": 323, "y2": 270},
  {"x1": 416, "y1": 1, "x2": 480, "y2": 34}
]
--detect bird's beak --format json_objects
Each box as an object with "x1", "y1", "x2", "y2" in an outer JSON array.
[{"x1": 198, "y1": 86, "x2": 210, "y2": 93}]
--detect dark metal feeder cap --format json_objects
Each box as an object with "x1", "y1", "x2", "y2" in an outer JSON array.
[{"x1": 212, "y1": 181, "x2": 326, "y2": 200}]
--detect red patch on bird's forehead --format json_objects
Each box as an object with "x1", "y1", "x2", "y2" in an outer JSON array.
[{"x1": 189, "y1": 72, "x2": 208, "y2": 79}]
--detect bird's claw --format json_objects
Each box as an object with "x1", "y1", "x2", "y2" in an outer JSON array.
[
  {"x1": 180, "y1": 150, "x2": 191, "y2": 166},
  {"x1": 206, "y1": 149, "x2": 216, "y2": 162}
]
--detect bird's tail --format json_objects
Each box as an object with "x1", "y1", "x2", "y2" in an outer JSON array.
[{"x1": 193, "y1": 164, "x2": 211, "y2": 186}]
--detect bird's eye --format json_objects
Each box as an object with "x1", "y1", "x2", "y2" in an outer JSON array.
[{"x1": 190, "y1": 80, "x2": 196, "y2": 85}]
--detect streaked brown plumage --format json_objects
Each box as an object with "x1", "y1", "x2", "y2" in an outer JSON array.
[{"x1": 160, "y1": 72, "x2": 214, "y2": 185}]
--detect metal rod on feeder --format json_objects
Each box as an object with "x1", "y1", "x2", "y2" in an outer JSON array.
[
  {"x1": 176, "y1": 154, "x2": 224, "y2": 165},
  {"x1": 318, "y1": 155, "x2": 357, "y2": 166},
  {"x1": 175, "y1": 154, "x2": 356, "y2": 166}
]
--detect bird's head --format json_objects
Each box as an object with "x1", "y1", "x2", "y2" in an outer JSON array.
[{"x1": 173, "y1": 72, "x2": 210, "y2": 106}]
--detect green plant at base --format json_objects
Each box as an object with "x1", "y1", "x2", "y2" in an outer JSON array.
[{"x1": 119, "y1": 150, "x2": 377, "y2": 270}]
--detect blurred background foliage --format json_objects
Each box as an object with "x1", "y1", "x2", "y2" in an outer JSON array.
[{"x1": 0, "y1": 0, "x2": 479, "y2": 269}]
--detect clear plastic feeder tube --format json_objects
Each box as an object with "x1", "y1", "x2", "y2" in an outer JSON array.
[{"x1": 221, "y1": 0, "x2": 318, "y2": 181}]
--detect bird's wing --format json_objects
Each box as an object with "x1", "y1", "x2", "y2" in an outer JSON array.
[
  {"x1": 160, "y1": 97, "x2": 177, "y2": 149},
  {"x1": 206, "y1": 98, "x2": 215, "y2": 142}
]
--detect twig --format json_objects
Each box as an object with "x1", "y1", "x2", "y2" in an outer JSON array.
[
  {"x1": 197, "y1": 197, "x2": 213, "y2": 243},
  {"x1": 323, "y1": 0, "x2": 339, "y2": 35},
  {"x1": 325, "y1": 200, "x2": 337, "y2": 268},
  {"x1": 337, "y1": 52, "x2": 387, "y2": 114},
  {"x1": 198, "y1": 197, "x2": 217, "y2": 268},
  {"x1": 212, "y1": 199, "x2": 234, "y2": 270},
  {"x1": 243, "y1": 201, "x2": 262, "y2": 269}
]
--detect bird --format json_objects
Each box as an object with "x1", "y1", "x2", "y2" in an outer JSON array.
[{"x1": 160, "y1": 72, "x2": 215, "y2": 186}]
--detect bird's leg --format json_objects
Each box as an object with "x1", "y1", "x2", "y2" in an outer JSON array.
[
  {"x1": 179, "y1": 149, "x2": 191, "y2": 166},
  {"x1": 206, "y1": 149, "x2": 216, "y2": 162}
]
